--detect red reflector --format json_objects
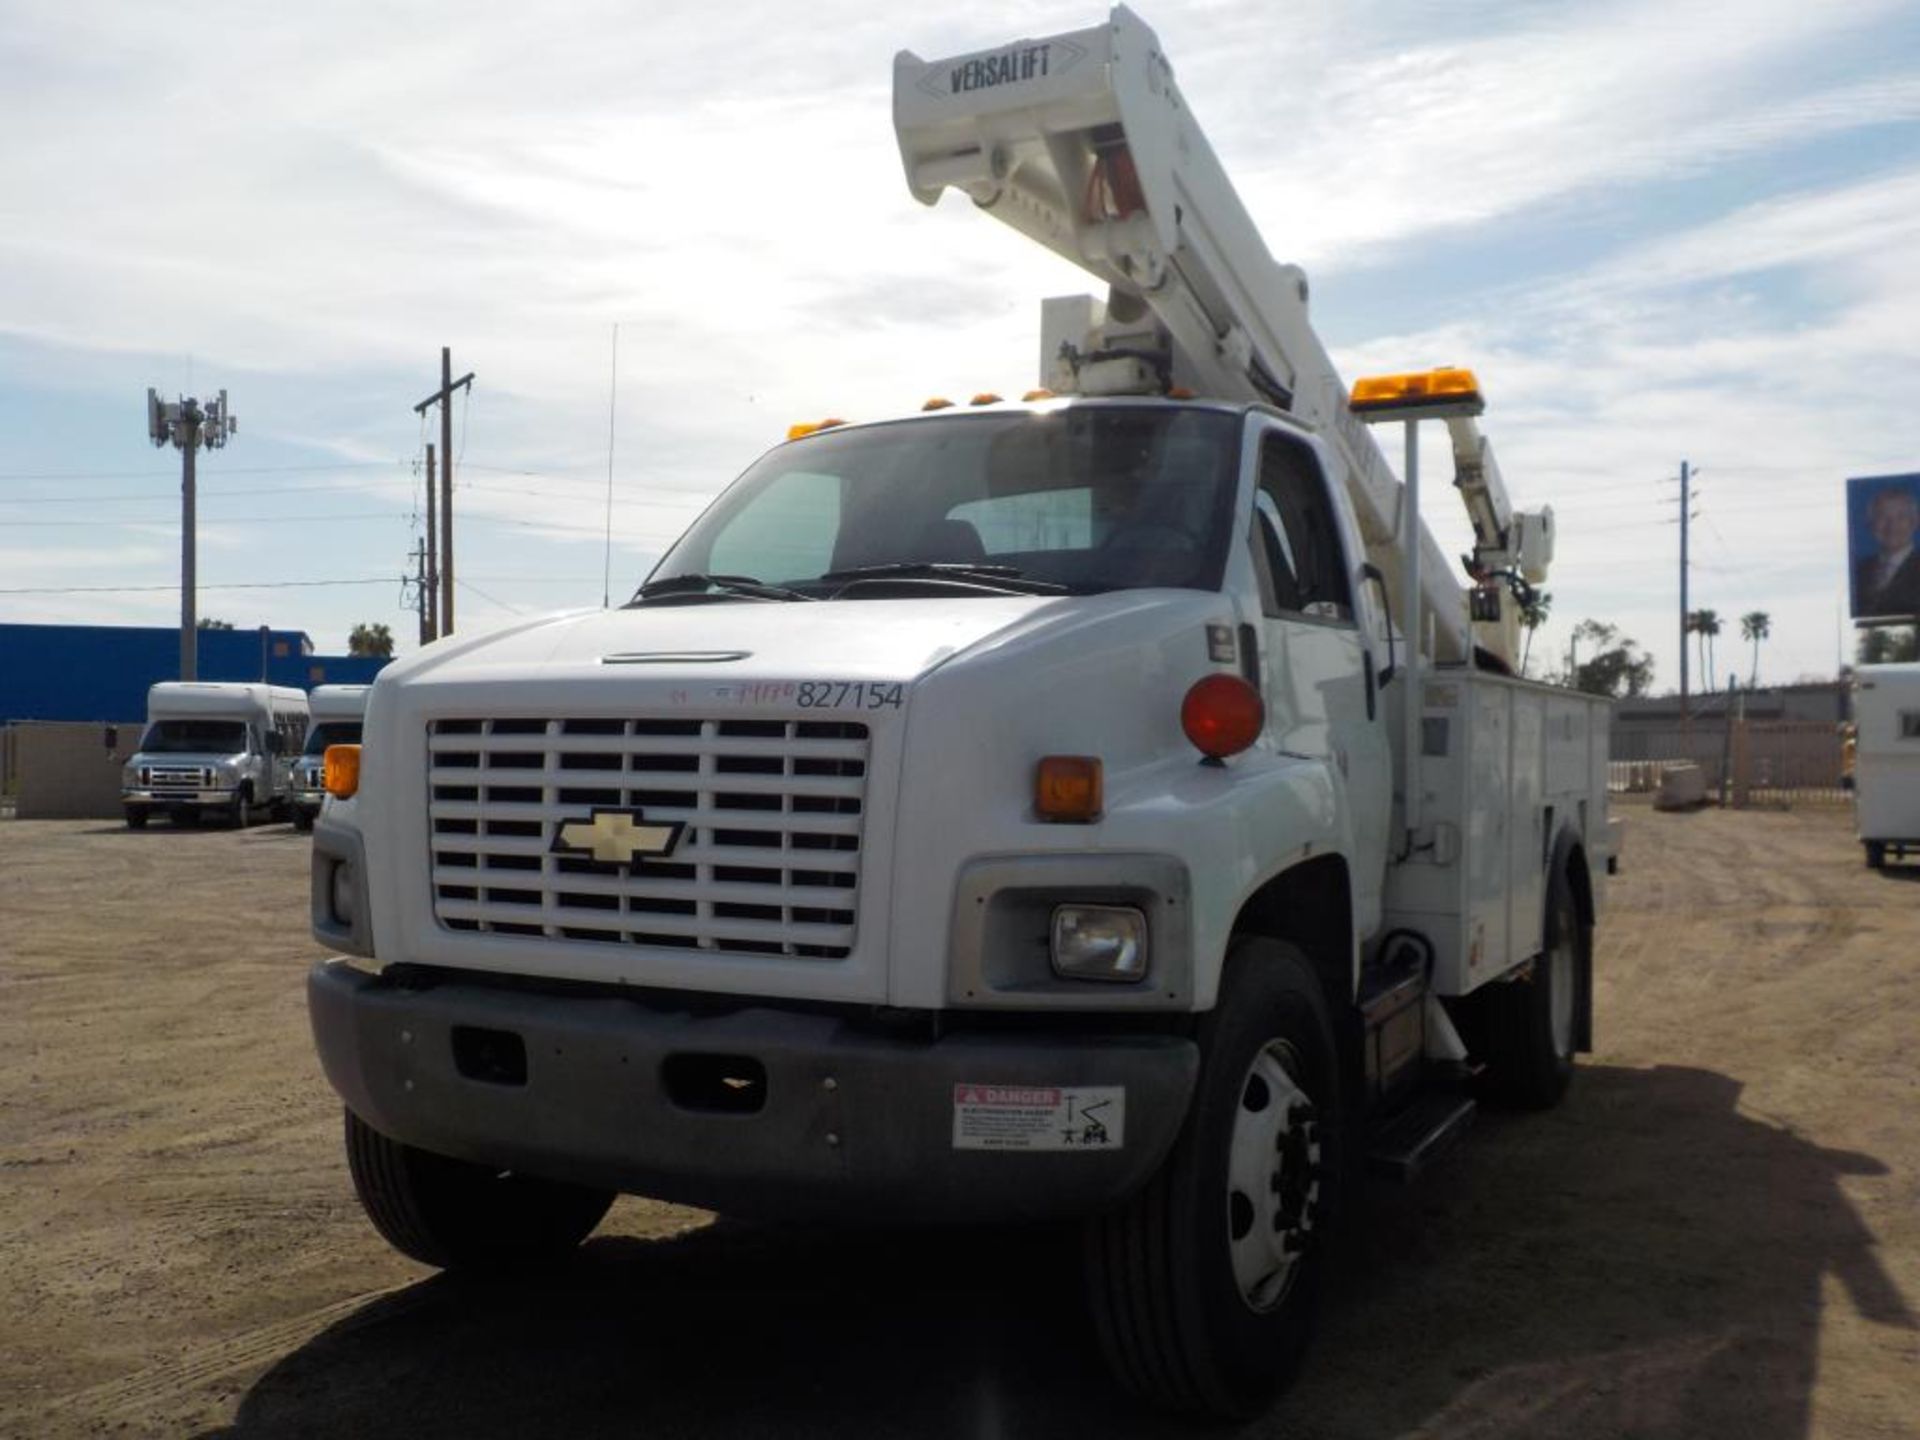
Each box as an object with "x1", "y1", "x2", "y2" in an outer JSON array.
[{"x1": 1181, "y1": 675, "x2": 1264, "y2": 760}]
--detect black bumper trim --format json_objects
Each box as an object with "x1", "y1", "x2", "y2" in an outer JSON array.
[{"x1": 308, "y1": 961, "x2": 1199, "y2": 1222}]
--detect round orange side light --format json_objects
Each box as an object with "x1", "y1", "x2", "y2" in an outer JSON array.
[{"x1": 1181, "y1": 674, "x2": 1264, "y2": 761}]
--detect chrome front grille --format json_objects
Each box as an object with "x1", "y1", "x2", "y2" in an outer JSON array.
[
  {"x1": 148, "y1": 765, "x2": 210, "y2": 793},
  {"x1": 427, "y1": 716, "x2": 869, "y2": 960}
]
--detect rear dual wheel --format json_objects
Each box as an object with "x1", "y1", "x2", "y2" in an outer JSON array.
[
  {"x1": 1480, "y1": 865, "x2": 1585, "y2": 1109},
  {"x1": 1085, "y1": 937, "x2": 1345, "y2": 1418}
]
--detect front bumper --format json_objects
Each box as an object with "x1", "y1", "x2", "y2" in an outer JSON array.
[
  {"x1": 123, "y1": 789, "x2": 234, "y2": 807},
  {"x1": 308, "y1": 960, "x2": 1198, "y2": 1222}
]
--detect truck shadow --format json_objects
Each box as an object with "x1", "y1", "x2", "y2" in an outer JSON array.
[{"x1": 204, "y1": 1064, "x2": 1911, "y2": 1440}]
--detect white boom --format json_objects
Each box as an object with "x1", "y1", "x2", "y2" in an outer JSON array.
[{"x1": 893, "y1": 6, "x2": 1554, "y2": 670}]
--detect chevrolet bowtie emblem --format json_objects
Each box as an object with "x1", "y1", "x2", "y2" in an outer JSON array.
[{"x1": 551, "y1": 808, "x2": 685, "y2": 868}]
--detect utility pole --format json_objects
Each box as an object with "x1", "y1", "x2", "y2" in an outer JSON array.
[
  {"x1": 423, "y1": 444, "x2": 438, "y2": 641},
  {"x1": 413, "y1": 348, "x2": 473, "y2": 635},
  {"x1": 411, "y1": 539, "x2": 432, "y2": 647},
  {"x1": 147, "y1": 388, "x2": 236, "y2": 681},
  {"x1": 1678, "y1": 459, "x2": 1691, "y2": 729}
]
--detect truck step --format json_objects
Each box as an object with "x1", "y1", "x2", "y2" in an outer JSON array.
[{"x1": 1367, "y1": 1092, "x2": 1477, "y2": 1182}]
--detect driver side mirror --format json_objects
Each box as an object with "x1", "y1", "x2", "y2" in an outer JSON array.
[{"x1": 1361, "y1": 563, "x2": 1396, "y2": 688}]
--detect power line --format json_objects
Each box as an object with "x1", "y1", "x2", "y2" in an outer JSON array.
[{"x1": 0, "y1": 577, "x2": 393, "y2": 596}]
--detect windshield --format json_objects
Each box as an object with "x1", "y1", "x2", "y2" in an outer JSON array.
[
  {"x1": 646, "y1": 407, "x2": 1242, "y2": 598},
  {"x1": 303, "y1": 721, "x2": 363, "y2": 756},
  {"x1": 140, "y1": 719, "x2": 247, "y2": 755}
]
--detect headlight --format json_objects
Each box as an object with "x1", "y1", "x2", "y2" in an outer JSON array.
[
  {"x1": 330, "y1": 860, "x2": 356, "y2": 927},
  {"x1": 1050, "y1": 905, "x2": 1148, "y2": 982}
]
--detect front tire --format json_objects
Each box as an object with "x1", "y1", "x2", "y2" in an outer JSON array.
[
  {"x1": 229, "y1": 789, "x2": 252, "y2": 829},
  {"x1": 125, "y1": 807, "x2": 149, "y2": 830},
  {"x1": 1084, "y1": 937, "x2": 1345, "y2": 1418},
  {"x1": 1866, "y1": 841, "x2": 1886, "y2": 870},
  {"x1": 344, "y1": 1110, "x2": 615, "y2": 1269},
  {"x1": 293, "y1": 809, "x2": 315, "y2": 833}
]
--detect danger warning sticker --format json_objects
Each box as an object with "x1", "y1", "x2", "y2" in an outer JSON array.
[{"x1": 951, "y1": 1084, "x2": 1125, "y2": 1152}]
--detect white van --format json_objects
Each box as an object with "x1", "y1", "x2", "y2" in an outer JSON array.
[
  {"x1": 121, "y1": 682, "x2": 309, "y2": 829},
  {"x1": 1853, "y1": 662, "x2": 1920, "y2": 868},
  {"x1": 289, "y1": 684, "x2": 370, "y2": 831}
]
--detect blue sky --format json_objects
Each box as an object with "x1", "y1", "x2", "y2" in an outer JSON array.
[{"x1": 3, "y1": 0, "x2": 1917, "y2": 688}]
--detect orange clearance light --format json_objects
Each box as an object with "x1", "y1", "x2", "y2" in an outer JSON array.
[
  {"x1": 922, "y1": 397, "x2": 954, "y2": 411},
  {"x1": 323, "y1": 744, "x2": 362, "y2": 799},
  {"x1": 1022, "y1": 388, "x2": 1056, "y2": 402},
  {"x1": 1349, "y1": 366, "x2": 1483, "y2": 416},
  {"x1": 1035, "y1": 756, "x2": 1103, "y2": 822},
  {"x1": 970, "y1": 392, "x2": 1003, "y2": 406},
  {"x1": 1181, "y1": 675, "x2": 1264, "y2": 761},
  {"x1": 786, "y1": 417, "x2": 849, "y2": 441}
]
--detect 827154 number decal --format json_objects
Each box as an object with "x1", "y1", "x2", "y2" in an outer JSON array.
[{"x1": 797, "y1": 681, "x2": 904, "y2": 710}]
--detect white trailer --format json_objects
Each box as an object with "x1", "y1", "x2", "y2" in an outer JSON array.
[
  {"x1": 304, "y1": 8, "x2": 1609, "y2": 1417},
  {"x1": 122, "y1": 681, "x2": 309, "y2": 829},
  {"x1": 289, "y1": 685, "x2": 371, "y2": 832},
  {"x1": 1852, "y1": 662, "x2": 1920, "y2": 868}
]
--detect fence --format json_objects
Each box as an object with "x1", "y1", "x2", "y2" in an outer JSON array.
[
  {"x1": 0, "y1": 720, "x2": 141, "y2": 820},
  {"x1": 1609, "y1": 719, "x2": 1847, "y2": 805},
  {"x1": 0, "y1": 724, "x2": 16, "y2": 816}
]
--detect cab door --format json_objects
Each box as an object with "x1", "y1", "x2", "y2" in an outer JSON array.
[{"x1": 1246, "y1": 425, "x2": 1394, "y2": 935}]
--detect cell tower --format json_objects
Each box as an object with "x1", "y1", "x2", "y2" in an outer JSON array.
[{"x1": 148, "y1": 388, "x2": 238, "y2": 681}]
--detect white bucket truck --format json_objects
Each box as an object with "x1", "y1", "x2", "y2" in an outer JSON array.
[
  {"x1": 306, "y1": 8, "x2": 1609, "y2": 1416},
  {"x1": 289, "y1": 685, "x2": 370, "y2": 832},
  {"x1": 123, "y1": 681, "x2": 308, "y2": 829},
  {"x1": 1851, "y1": 662, "x2": 1920, "y2": 868}
]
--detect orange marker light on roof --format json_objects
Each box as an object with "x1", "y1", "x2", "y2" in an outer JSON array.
[
  {"x1": 923, "y1": 397, "x2": 954, "y2": 411},
  {"x1": 1349, "y1": 367, "x2": 1484, "y2": 417},
  {"x1": 1036, "y1": 756, "x2": 1103, "y2": 822},
  {"x1": 1022, "y1": 388, "x2": 1056, "y2": 402},
  {"x1": 786, "y1": 417, "x2": 849, "y2": 441},
  {"x1": 1181, "y1": 675, "x2": 1264, "y2": 761},
  {"x1": 324, "y1": 744, "x2": 362, "y2": 799},
  {"x1": 970, "y1": 392, "x2": 1003, "y2": 406}
]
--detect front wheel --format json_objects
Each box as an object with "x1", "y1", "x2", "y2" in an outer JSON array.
[
  {"x1": 124, "y1": 807, "x2": 149, "y2": 830},
  {"x1": 1866, "y1": 841, "x2": 1886, "y2": 870},
  {"x1": 1084, "y1": 937, "x2": 1345, "y2": 1418},
  {"x1": 293, "y1": 809, "x2": 315, "y2": 833},
  {"x1": 344, "y1": 1110, "x2": 615, "y2": 1269},
  {"x1": 229, "y1": 789, "x2": 251, "y2": 829}
]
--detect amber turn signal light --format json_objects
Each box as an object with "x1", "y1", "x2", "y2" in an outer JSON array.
[
  {"x1": 1035, "y1": 755, "x2": 1103, "y2": 822},
  {"x1": 324, "y1": 744, "x2": 362, "y2": 800},
  {"x1": 1181, "y1": 675, "x2": 1264, "y2": 760}
]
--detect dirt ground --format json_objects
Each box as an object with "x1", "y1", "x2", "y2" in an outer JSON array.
[{"x1": 1, "y1": 802, "x2": 1916, "y2": 1439}]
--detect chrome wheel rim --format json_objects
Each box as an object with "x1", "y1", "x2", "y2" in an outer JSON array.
[{"x1": 1226, "y1": 1038, "x2": 1321, "y2": 1313}]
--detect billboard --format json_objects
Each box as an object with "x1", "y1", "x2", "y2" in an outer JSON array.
[{"x1": 1847, "y1": 472, "x2": 1920, "y2": 621}]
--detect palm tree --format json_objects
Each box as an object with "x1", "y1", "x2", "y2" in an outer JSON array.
[
  {"x1": 1691, "y1": 608, "x2": 1722, "y2": 691},
  {"x1": 348, "y1": 622, "x2": 395, "y2": 658},
  {"x1": 1740, "y1": 611, "x2": 1771, "y2": 689},
  {"x1": 1519, "y1": 589, "x2": 1552, "y2": 676}
]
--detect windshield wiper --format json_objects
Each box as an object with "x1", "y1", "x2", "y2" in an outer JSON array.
[
  {"x1": 819, "y1": 563, "x2": 1068, "y2": 596},
  {"x1": 628, "y1": 573, "x2": 815, "y2": 605}
]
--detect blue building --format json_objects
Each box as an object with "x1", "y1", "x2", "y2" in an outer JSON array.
[{"x1": 0, "y1": 622, "x2": 391, "y2": 723}]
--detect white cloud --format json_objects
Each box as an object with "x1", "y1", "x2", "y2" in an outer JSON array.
[{"x1": 0, "y1": 0, "x2": 1915, "y2": 683}]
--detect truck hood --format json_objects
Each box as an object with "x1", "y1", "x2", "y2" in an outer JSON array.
[{"x1": 385, "y1": 596, "x2": 1062, "y2": 690}]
